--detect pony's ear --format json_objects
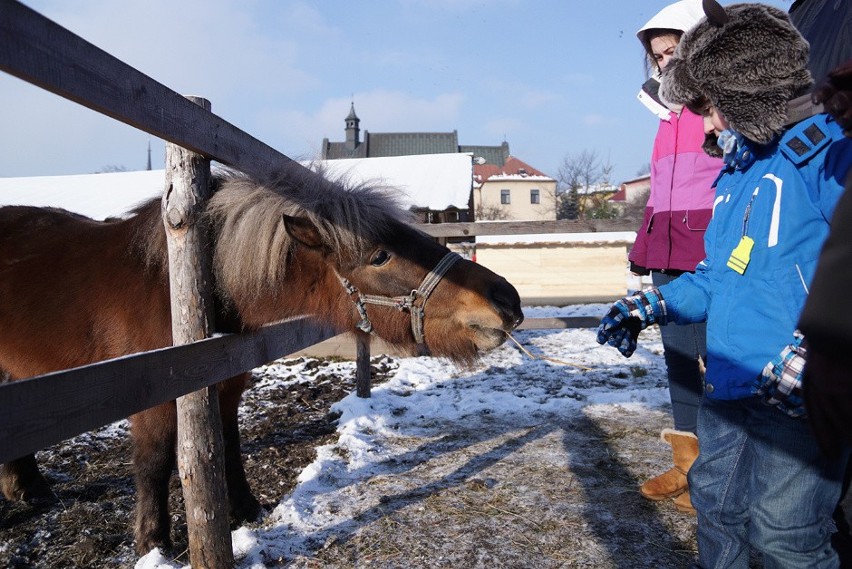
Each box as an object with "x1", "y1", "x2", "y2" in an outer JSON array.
[{"x1": 282, "y1": 214, "x2": 326, "y2": 250}]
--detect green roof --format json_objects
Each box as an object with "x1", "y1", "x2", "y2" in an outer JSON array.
[
  {"x1": 323, "y1": 132, "x2": 508, "y2": 166},
  {"x1": 321, "y1": 105, "x2": 509, "y2": 165}
]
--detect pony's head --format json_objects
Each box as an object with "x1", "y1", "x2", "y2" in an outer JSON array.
[{"x1": 206, "y1": 164, "x2": 523, "y2": 363}]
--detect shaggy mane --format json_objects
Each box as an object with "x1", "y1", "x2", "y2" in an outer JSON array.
[
  {"x1": 206, "y1": 162, "x2": 413, "y2": 305},
  {"x1": 125, "y1": 162, "x2": 412, "y2": 306}
]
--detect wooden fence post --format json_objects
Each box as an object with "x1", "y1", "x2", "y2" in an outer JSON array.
[
  {"x1": 355, "y1": 331, "x2": 371, "y2": 398},
  {"x1": 164, "y1": 96, "x2": 234, "y2": 568}
]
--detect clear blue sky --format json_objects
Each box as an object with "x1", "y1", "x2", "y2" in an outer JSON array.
[{"x1": 0, "y1": 0, "x2": 791, "y2": 185}]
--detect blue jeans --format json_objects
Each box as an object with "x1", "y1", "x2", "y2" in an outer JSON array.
[
  {"x1": 690, "y1": 396, "x2": 848, "y2": 568},
  {"x1": 652, "y1": 271, "x2": 706, "y2": 433}
]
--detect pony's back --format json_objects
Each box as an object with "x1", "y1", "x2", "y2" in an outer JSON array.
[{"x1": 0, "y1": 204, "x2": 172, "y2": 380}]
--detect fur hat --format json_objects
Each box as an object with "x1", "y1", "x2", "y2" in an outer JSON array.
[{"x1": 659, "y1": 1, "x2": 812, "y2": 144}]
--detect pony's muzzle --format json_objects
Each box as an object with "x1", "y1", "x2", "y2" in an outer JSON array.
[{"x1": 487, "y1": 279, "x2": 524, "y2": 330}]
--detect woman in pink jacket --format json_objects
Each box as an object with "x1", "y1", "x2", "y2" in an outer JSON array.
[{"x1": 629, "y1": 0, "x2": 722, "y2": 514}]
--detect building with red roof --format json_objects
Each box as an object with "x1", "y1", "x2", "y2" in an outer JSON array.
[{"x1": 473, "y1": 156, "x2": 557, "y2": 221}]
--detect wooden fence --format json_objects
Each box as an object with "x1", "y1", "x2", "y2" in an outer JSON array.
[{"x1": 0, "y1": 1, "x2": 630, "y2": 566}]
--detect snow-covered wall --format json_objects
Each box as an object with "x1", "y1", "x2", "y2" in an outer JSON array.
[{"x1": 476, "y1": 232, "x2": 638, "y2": 304}]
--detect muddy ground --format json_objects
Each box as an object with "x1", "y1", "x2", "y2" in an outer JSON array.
[
  {"x1": 0, "y1": 357, "x2": 381, "y2": 568},
  {"x1": 0, "y1": 356, "x2": 700, "y2": 568}
]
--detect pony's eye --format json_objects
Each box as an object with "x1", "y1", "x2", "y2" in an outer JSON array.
[{"x1": 370, "y1": 250, "x2": 391, "y2": 267}]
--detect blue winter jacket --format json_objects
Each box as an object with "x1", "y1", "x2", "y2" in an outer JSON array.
[{"x1": 658, "y1": 114, "x2": 852, "y2": 400}]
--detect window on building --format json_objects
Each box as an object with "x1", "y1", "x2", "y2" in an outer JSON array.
[
  {"x1": 530, "y1": 189, "x2": 540, "y2": 204},
  {"x1": 500, "y1": 189, "x2": 511, "y2": 204}
]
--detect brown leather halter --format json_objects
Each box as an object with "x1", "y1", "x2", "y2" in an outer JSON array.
[{"x1": 338, "y1": 251, "x2": 462, "y2": 349}]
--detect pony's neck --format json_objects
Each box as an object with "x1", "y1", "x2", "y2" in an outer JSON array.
[
  {"x1": 219, "y1": 248, "x2": 351, "y2": 333},
  {"x1": 127, "y1": 198, "x2": 169, "y2": 280}
]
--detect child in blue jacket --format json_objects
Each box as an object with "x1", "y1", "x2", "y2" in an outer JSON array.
[{"x1": 597, "y1": 2, "x2": 852, "y2": 567}]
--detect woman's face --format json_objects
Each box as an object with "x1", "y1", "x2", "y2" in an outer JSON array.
[{"x1": 649, "y1": 34, "x2": 679, "y2": 71}]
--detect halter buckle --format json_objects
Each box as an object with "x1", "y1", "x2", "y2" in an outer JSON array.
[{"x1": 394, "y1": 290, "x2": 418, "y2": 311}]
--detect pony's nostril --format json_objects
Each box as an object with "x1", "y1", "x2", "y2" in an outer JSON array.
[{"x1": 488, "y1": 281, "x2": 523, "y2": 328}]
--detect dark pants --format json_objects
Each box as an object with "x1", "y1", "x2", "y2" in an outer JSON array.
[
  {"x1": 653, "y1": 271, "x2": 706, "y2": 434},
  {"x1": 836, "y1": 460, "x2": 852, "y2": 567}
]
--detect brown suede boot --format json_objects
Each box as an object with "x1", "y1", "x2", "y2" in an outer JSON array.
[
  {"x1": 639, "y1": 429, "x2": 699, "y2": 501},
  {"x1": 672, "y1": 489, "x2": 696, "y2": 515}
]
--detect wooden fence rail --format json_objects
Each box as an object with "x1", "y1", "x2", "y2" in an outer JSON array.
[
  {"x1": 0, "y1": 318, "x2": 336, "y2": 465},
  {"x1": 0, "y1": 311, "x2": 601, "y2": 467},
  {"x1": 415, "y1": 218, "x2": 635, "y2": 238},
  {"x1": 0, "y1": 0, "x2": 296, "y2": 179}
]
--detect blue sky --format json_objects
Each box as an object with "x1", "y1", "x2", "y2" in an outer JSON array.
[{"x1": 1, "y1": 0, "x2": 791, "y2": 185}]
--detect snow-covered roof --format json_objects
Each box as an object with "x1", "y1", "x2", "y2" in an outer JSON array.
[
  {"x1": 0, "y1": 153, "x2": 473, "y2": 220},
  {"x1": 0, "y1": 170, "x2": 164, "y2": 220},
  {"x1": 484, "y1": 173, "x2": 552, "y2": 182},
  {"x1": 473, "y1": 156, "x2": 554, "y2": 185},
  {"x1": 315, "y1": 153, "x2": 472, "y2": 211},
  {"x1": 574, "y1": 183, "x2": 619, "y2": 196}
]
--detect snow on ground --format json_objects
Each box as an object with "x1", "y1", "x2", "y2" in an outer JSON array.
[{"x1": 137, "y1": 304, "x2": 672, "y2": 569}]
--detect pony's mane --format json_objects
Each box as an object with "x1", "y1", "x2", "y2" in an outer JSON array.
[
  {"x1": 125, "y1": 162, "x2": 412, "y2": 306},
  {"x1": 205, "y1": 162, "x2": 413, "y2": 305}
]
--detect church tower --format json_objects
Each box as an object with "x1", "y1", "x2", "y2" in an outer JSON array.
[{"x1": 344, "y1": 102, "x2": 360, "y2": 151}]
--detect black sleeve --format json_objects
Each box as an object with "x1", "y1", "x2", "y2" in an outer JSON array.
[
  {"x1": 789, "y1": 0, "x2": 852, "y2": 83},
  {"x1": 799, "y1": 171, "x2": 852, "y2": 355}
]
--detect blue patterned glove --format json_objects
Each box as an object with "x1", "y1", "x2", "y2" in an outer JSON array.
[
  {"x1": 596, "y1": 288, "x2": 668, "y2": 357},
  {"x1": 755, "y1": 330, "x2": 807, "y2": 418}
]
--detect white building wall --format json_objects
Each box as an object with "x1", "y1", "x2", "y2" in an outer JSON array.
[{"x1": 475, "y1": 176, "x2": 557, "y2": 221}]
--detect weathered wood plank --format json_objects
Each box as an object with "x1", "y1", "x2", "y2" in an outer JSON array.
[
  {"x1": 0, "y1": 0, "x2": 295, "y2": 180},
  {"x1": 517, "y1": 317, "x2": 601, "y2": 330},
  {"x1": 0, "y1": 318, "x2": 337, "y2": 464},
  {"x1": 416, "y1": 219, "x2": 638, "y2": 238}
]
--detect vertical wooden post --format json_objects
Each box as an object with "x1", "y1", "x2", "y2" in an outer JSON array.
[
  {"x1": 163, "y1": 96, "x2": 234, "y2": 568},
  {"x1": 355, "y1": 330, "x2": 371, "y2": 398}
]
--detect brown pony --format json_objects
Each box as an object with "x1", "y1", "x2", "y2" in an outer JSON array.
[{"x1": 0, "y1": 163, "x2": 523, "y2": 555}]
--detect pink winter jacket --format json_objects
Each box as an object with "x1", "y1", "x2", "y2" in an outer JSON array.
[{"x1": 628, "y1": 107, "x2": 722, "y2": 273}]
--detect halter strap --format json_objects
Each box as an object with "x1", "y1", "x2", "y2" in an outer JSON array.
[{"x1": 338, "y1": 251, "x2": 462, "y2": 347}]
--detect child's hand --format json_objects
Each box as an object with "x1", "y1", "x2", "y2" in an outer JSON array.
[
  {"x1": 754, "y1": 330, "x2": 807, "y2": 418},
  {"x1": 596, "y1": 288, "x2": 667, "y2": 357}
]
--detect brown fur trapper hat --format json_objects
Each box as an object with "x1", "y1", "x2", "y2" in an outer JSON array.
[{"x1": 659, "y1": 1, "x2": 812, "y2": 144}]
